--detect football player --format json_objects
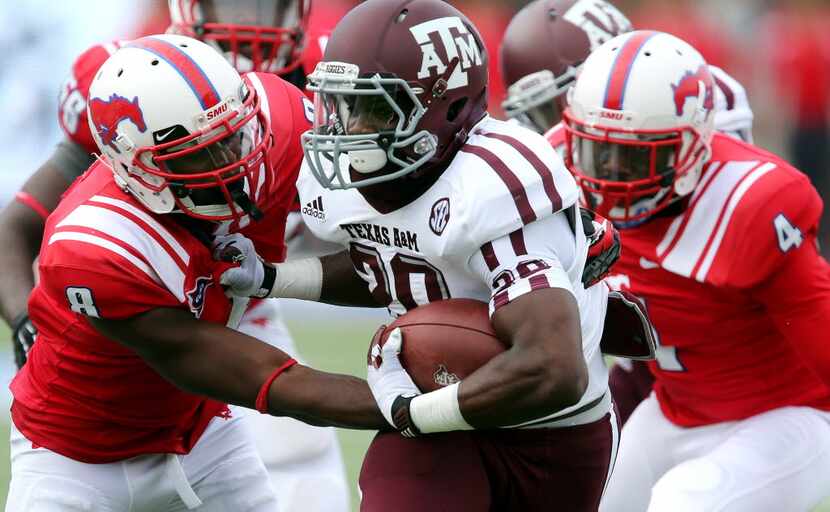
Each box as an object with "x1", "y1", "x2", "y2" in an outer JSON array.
[
  {"x1": 558, "y1": 31, "x2": 830, "y2": 511},
  {"x1": 499, "y1": 0, "x2": 755, "y2": 424},
  {"x1": 6, "y1": 35, "x2": 385, "y2": 511},
  {"x1": 0, "y1": 2, "x2": 352, "y2": 510},
  {"x1": 218, "y1": 0, "x2": 622, "y2": 509}
]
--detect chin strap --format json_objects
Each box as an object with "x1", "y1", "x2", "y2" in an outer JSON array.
[{"x1": 231, "y1": 187, "x2": 263, "y2": 221}]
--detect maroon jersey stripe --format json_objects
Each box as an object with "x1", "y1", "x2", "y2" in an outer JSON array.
[
  {"x1": 481, "y1": 241, "x2": 500, "y2": 271},
  {"x1": 509, "y1": 229, "x2": 527, "y2": 256},
  {"x1": 480, "y1": 132, "x2": 563, "y2": 213},
  {"x1": 461, "y1": 144, "x2": 536, "y2": 225},
  {"x1": 603, "y1": 31, "x2": 658, "y2": 110},
  {"x1": 493, "y1": 289, "x2": 510, "y2": 310},
  {"x1": 529, "y1": 273, "x2": 551, "y2": 291},
  {"x1": 712, "y1": 73, "x2": 735, "y2": 110}
]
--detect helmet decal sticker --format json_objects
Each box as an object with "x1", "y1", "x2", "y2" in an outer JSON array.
[
  {"x1": 88, "y1": 94, "x2": 147, "y2": 153},
  {"x1": 410, "y1": 16, "x2": 483, "y2": 90},
  {"x1": 672, "y1": 64, "x2": 714, "y2": 116}
]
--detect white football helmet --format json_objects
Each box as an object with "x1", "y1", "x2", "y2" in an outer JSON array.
[
  {"x1": 563, "y1": 30, "x2": 716, "y2": 224},
  {"x1": 167, "y1": 0, "x2": 309, "y2": 74},
  {"x1": 87, "y1": 34, "x2": 271, "y2": 221}
]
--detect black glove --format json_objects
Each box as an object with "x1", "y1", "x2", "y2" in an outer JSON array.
[
  {"x1": 581, "y1": 207, "x2": 621, "y2": 287},
  {"x1": 391, "y1": 394, "x2": 422, "y2": 438},
  {"x1": 11, "y1": 312, "x2": 36, "y2": 369}
]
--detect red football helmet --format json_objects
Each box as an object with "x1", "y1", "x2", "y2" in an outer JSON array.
[
  {"x1": 302, "y1": 0, "x2": 488, "y2": 191},
  {"x1": 168, "y1": 0, "x2": 310, "y2": 75},
  {"x1": 500, "y1": 0, "x2": 631, "y2": 133}
]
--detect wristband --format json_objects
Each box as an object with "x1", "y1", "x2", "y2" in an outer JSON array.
[
  {"x1": 255, "y1": 358, "x2": 298, "y2": 413},
  {"x1": 14, "y1": 192, "x2": 50, "y2": 220},
  {"x1": 409, "y1": 382, "x2": 473, "y2": 434},
  {"x1": 267, "y1": 258, "x2": 323, "y2": 300}
]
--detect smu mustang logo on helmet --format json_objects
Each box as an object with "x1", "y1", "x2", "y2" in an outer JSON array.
[
  {"x1": 410, "y1": 16, "x2": 483, "y2": 90},
  {"x1": 672, "y1": 65, "x2": 714, "y2": 117},
  {"x1": 88, "y1": 94, "x2": 147, "y2": 153}
]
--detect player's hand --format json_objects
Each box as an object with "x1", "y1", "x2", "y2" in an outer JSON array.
[
  {"x1": 367, "y1": 327, "x2": 422, "y2": 436},
  {"x1": 581, "y1": 207, "x2": 621, "y2": 287},
  {"x1": 213, "y1": 234, "x2": 273, "y2": 298},
  {"x1": 12, "y1": 312, "x2": 36, "y2": 370}
]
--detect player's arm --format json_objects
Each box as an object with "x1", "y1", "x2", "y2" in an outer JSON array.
[
  {"x1": 731, "y1": 175, "x2": 830, "y2": 388},
  {"x1": 369, "y1": 213, "x2": 592, "y2": 434},
  {"x1": 87, "y1": 307, "x2": 386, "y2": 429},
  {"x1": 0, "y1": 140, "x2": 93, "y2": 366},
  {"x1": 216, "y1": 236, "x2": 379, "y2": 307}
]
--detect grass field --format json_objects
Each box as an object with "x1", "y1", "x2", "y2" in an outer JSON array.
[{"x1": 1, "y1": 314, "x2": 830, "y2": 512}]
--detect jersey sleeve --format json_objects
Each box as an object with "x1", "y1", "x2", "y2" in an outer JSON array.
[
  {"x1": 58, "y1": 42, "x2": 123, "y2": 155},
  {"x1": 38, "y1": 260, "x2": 178, "y2": 321},
  {"x1": 711, "y1": 167, "x2": 822, "y2": 290},
  {"x1": 468, "y1": 212, "x2": 579, "y2": 317}
]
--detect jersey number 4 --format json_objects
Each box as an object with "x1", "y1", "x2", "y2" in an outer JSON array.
[
  {"x1": 349, "y1": 242, "x2": 450, "y2": 315},
  {"x1": 774, "y1": 213, "x2": 803, "y2": 253}
]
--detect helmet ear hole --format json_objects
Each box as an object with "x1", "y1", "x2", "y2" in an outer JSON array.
[{"x1": 447, "y1": 98, "x2": 467, "y2": 122}]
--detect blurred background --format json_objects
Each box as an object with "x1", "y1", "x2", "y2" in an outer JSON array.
[{"x1": 0, "y1": 0, "x2": 828, "y2": 510}]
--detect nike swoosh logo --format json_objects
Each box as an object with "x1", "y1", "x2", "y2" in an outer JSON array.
[
  {"x1": 156, "y1": 127, "x2": 178, "y2": 142},
  {"x1": 639, "y1": 257, "x2": 659, "y2": 270}
]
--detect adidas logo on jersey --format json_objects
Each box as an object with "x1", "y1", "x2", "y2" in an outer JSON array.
[{"x1": 302, "y1": 196, "x2": 326, "y2": 222}]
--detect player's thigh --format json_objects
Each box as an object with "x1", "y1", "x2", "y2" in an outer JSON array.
[
  {"x1": 648, "y1": 407, "x2": 830, "y2": 512},
  {"x1": 266, "y1": 437, "x2": 350, "y2": 512},
  {"x1": 600, "y1": 394, "x2": 679, "y2": 512},
  {"x1": 6, "y1": 424, "x2": 126, "y2": 511},
  {"x1": 359, "y1": 431, "x2": 490, "y2": 512},
  {"x1": 179, "y1": 408, "x2": 279, "y2": 512}
]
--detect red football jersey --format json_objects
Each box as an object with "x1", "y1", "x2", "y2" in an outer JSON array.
[
  {"x1": 58, "y1": 42, "x2": 125, "y2": 155},
  {"x1": 11, "y1": 73, "x2": 309, "y2": 463},
  {"x1": 602, "y1": 134, "x2": 830, "y2": 427}
]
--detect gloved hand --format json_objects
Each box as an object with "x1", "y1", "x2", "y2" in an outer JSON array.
[
  {"x1": 367, "y1": 327, "x2": 422, "y2": 436},
  {"x1": 213, "y1": 233, "x2": 273, "y2": 298},
  {"x1": 581, "y1": 207, "x2": 621, "y2": 287},
  {"x1": 12, "y1": 312, "x2": 36, "y2": 369}
]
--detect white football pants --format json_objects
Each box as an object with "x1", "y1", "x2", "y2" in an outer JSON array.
[
  {"x1": 6, "y1": 406, "x2": 278, "y2": 511},
  {"x1": 600, "y1": 393, "x2": 830, "y2": 512},
  {"x1": 238, "y1": 299, "x2": 350, "y2": 512}
]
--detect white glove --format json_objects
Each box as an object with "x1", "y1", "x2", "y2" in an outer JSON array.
[
  {"x1": 367, "y1": 327, "x2": 421, "y2": 429},
  {"x1": 213, "y1": 233, "x2": 269, "y2": 298}
]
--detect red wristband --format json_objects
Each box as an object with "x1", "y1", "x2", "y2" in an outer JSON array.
[
  {"x1": 14, "y1": 192, "x2": 50, "y2": 221},
  {"x1": 255, "y1": 358, "x2": 298, "y2": 413}
]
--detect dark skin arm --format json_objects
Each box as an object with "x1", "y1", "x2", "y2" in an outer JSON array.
[
  {"x1": 456, "y1": 287, "x2": 589, "y2": 428},
  {"x1": 0, "y1": 148, "x2": 79, "y2": 325},
  {"x1": 319, "y1": 250, "x2": 380, "y2": 307},
  {"x1": 88, "y1": 307, "x2": 386, "y2": 429}
]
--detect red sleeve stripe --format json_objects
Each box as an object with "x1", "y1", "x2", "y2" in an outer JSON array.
[
  {"x1": 481, "y1": 241, "x2": 500, "y2": 272},
  {"x1": 603, "y1": 31, "x2": 658, "y2": 111},
  {"x1": 461, "y1": 144, "x2": 536, "y2": 225},
  {"x1": 127, "y1": 37, "x2": 221, "y2": 110},
  {"x1": 88, "y1": 200, "x2": 188, "y2": 271},
  {"x1": 14, "y1": 192, "x2": 50, "y2": 220},
  {"x1": 509, "y1": 229, "x2": 527, "y2": 256},
  {"x1": 480, "y1": 132, "x2": 563, "y2": 213}
]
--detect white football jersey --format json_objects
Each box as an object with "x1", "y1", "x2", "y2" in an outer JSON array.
[{"x1": 297, "y1": 116, "x2": 610, "y2": 428}]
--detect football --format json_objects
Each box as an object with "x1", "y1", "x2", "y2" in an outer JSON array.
[{"x1": 375, "y1": 299, "x2": 507, "y2": 392}]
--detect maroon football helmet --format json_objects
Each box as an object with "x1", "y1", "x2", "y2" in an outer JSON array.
[
  {"x1": 302, "y1": 0, "x2": 488, "y2": 191},
  {"x1": 500, "y1": 0, "x2": 631, "y2": 133}
]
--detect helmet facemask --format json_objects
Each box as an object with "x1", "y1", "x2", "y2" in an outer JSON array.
[
  {"x1": 564, "y1": 112, "x2": 709, "y2": 225},
  {"x1": 302, "y1": 62, "x2": 438, "y2": 190},
  {"x1": 129, "y1": 84, "x2": 272, "y2": 222},
  {"x1": 170, "y1": 0, "x2": 307, "y2": 74},
  {"x1": 502, "y1": 65, "x2": 579, "y2": 133}
]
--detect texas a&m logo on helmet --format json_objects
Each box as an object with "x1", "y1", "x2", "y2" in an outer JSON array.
[{"x1": 410, "y1": 16, "x2": 483, "y2": 90}]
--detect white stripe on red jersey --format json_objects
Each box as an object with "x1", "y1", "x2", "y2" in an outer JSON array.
[{"x1": 47, "y1": 231, "x2": 159, "y2": 287}]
